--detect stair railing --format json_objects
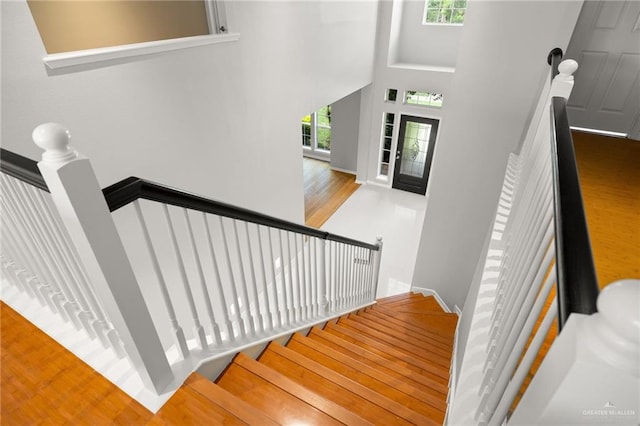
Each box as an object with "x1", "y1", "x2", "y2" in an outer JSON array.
[
  {"x1": 448, "y1": 49, "x2": 638, "y2": 425},
  {"x1": 0, "y1": 125, "x2": 382, "y2": 395},
  {"x1": 0, "y1": 149, "x2": 124, "y2": 356}
]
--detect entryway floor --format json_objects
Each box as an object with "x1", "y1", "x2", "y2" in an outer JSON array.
[{"x1": 320, "y1": 184, "x2": 428, "y2": 299}]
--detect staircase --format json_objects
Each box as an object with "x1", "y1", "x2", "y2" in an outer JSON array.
[{"x1": 154, "y1": 292, "x2": 457, "y2": 424}]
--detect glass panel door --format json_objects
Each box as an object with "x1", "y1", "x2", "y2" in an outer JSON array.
[{"x1": 392, "y1": 115, "x2": 439, "y2": 195}]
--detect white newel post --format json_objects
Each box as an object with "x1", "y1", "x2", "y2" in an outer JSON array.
[
  {"x1": 509, "y1": 279, "x2": 640, "y2": 425},
  {"x1": 33, "y1": 123, "x2": 174, "y2": 393},
  {"x1": 550, "y1": 59, "x2": 577, "y2": 98}
]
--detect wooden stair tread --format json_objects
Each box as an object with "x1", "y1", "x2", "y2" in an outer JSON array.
[
  {"x1": 375, "y1": 292, "x2": 426, "y2": 305},
  {"x1": 353, "y1": 309, "x2": 454, "y2": 348},
  {"x1": 337, "y1": 316, "x2": 452, "y2": 367},
  {"x1": 323, "y1": 322, "x2": 450, "y2": 382},
  {"x1": 285, "y1": 336, "x2": 446, "y2": 423},
  {"x1": 260, "y1": 341, "x2": 435, "y2": 425},
  {"x1": 365, "y1": 306, "x2": 458, "y2": 342},
  {"x1": 308, "y1": 327, "x2": 449, "y2": 396},
  {"x1": 152, "y1": 383, "x2": 252, "y2": 425},
  {"x1": 184, "y1": 373, "x2": 279, "y2": 425},
  {"x1": 217, "y1": 352, "x2": 371, "y2": 425},
  {"x1": 378, "y1": 296, "x2": 444, "y2": 313},
  {"x1": 289, "y1": 333, "x2": 448, "y2": 414}
]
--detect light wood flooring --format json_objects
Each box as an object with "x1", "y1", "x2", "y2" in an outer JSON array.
[
  {"x1": 303, "y1": 158, "x2": 360, "y2": 228},
  {"x1": 572, "y1": 131, "x2": 640, "y2": 288}
]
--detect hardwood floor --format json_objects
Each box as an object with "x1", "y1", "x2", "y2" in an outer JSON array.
[
  {"x1": 303, "y1": 158, "x2": 360, "y2": 228},
  {"x1": 572, "y1": 131, "x2": 640, "y2": 288}
]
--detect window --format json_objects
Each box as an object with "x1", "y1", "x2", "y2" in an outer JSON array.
[
  {"x1": 424, "y1": 0, "x2": 467, "y2": 25},
  {"x1": 316, "y1": 106, "x2": 332, "y2": 151},
  {"x1": 302, "y1": 106, "x2": 332, "y2": 156},
  {"x1": 405, "y1": 91, "x2": 444, "y2": 108},
  {"x1": 379, "y1": 113, "x2": 396, "y2": 177},
  {"x1": 386, "y1": 89, "x2": 398, "y2": 103},
  {"x1": 28, "y1": 0, "x2": 236, "y2": 72}
]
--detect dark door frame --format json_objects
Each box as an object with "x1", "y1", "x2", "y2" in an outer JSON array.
[{"x1": 392, "y1": 115, "x2": 439, "y2": 195}]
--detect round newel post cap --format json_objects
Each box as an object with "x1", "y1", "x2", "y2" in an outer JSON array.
[
  {"x1": 558, "y1": 59, "x2": 578, "y2": 77},
  {"x1": 32, "y1": 123, "x2": 77, "y2": 164},
  {"x1": 598, "y1": 279, "x2": 640, "y2": 345}
]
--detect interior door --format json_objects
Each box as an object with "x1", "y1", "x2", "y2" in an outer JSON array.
[
  {"x1": 392, "y1": 115, "x2": 438, "y2": 195},
  {"x1": 565, "y1": 0, "x2": 640, "y2": 138}
]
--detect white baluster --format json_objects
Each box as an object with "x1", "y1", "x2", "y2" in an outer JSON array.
[
  {"x1": 371, "y1": 237, "x2": 383, "y2": 300},
  {"x1": 292, "y1": 232, "x2": 304, "y2": 321},
  {"x1": 218, "y1": 216, "x2": 246, "y2": 339},
  {"x1": 479, "y1": 263, "x2": 557, "y2": 424},
  {"x1": 133, "y1": 201, "x2": 189, "y2": 358},
  {"x1": 299, "y1": 234, "x2": 309, "y2": 320},
  {"x1": 202, "y1": 213, "x2": 235, "y2": 342},
  {"x1": 277, "y1": 229, "x2": 293, "y2": 325},
  {"x1": 318, "y1": 238, "x2": 327, "y2": 316},
  {"x1": 163, "y1": 204, "x2": 208, "y2": 351},
  {"x1": 266, "y1": 228, "x2": 283, "y2": 328},
  {"x1": 232, "y1": 220, "x2": 257, "y2": 335},
  {"x1": 255, "y1": 224, "x2": 274, "y2": 331},
  {"x1": 33, "y1": 123, "x2": 172, "y2": 392},
  {"x1": 282, "y1": 230, "x2": 296, "y2": 323},
  {"x1": 489, "y1": 298, "x2": 558, "y2": 425},
  {"x1": 243, "y1": 221, "x2": 264, "y2": 333},
  {"x1": 184, "y1": 208, "x2": 221, "y2": 346},
  {"x1": 308, "y1": 237, "x2": 318, "y2": 317},
  {"x1": 1, "y1": 176, "x2": 70, "y2": 318}
]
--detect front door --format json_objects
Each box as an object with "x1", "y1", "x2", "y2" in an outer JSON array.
[{"x1": 392, "y1": 115, "x2": 439, "y2": 195}]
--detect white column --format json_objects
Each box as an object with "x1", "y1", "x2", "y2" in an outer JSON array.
[
  {"x1": 33, "y1": 123, "x2": 173, "y2": 393},
  {"x1": 510, "y1": 279, "x2": 640, "y2": 425}
]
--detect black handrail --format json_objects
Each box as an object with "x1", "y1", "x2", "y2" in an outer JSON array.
[
  {"x1": 547, "y1": 47, "x2": 564, "y2": 80},
  {"x1": 547, "y1": 48, "x2": 599, "y2": 330},
  {"x1": 0, "y1": 148, "x2": 49, "y2": 192},
  {"x1": 103, "y1": 177, "x2": 380, "y2": 251},
  {"x1": 0, "y1": 147, "x2": 379, "y2": 251}
]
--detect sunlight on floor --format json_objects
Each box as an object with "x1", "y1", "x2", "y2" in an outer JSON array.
[{"x1": 320, "y1": 184, "x2": 428, "y2": 299}]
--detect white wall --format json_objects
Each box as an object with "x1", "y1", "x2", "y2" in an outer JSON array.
[
  {"x1": 357, "y1": 0, "x2": 455, "y2": 187},
  {"x1": 1, "y1": 1, "x2": 378, "y2": 224},
  {"x1": 411, "y1": 0, "x2": 583, "y2": 309},
  {"x1": 330, "y1": 90, "x2": 362, "y2": 173},
  {"x1": 391, "y1": 0, "x2": 462, "y2": 68}
]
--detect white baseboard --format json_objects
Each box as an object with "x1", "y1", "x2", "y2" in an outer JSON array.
[
  {"x1": 411, "y1": 286, "x2": 452, "y2": 313},
  {"x1": 330, "y1": 166, "x2": 356, "y2": 175}
]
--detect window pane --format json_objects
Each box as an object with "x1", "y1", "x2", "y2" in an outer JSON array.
[
  {"x1": 386, "y1": 88, "x2": 398, "y2": 102},
  {"x1": 380, "y1": 163, "x2": 389, "y2": 176},
  {"x1": 317, "y1": 127, "x2": 331, "y2": 151},
  {"x1": 425, "y1": 0, "x2": 466, "y2": 24},
  {"x1": 385, "y1": 113, "x2": 395, "y2": 125},
  {"x1": 384, "y1": 124, "x2": 394, "y2": 137},
  {"x1": 384, "y1": 137, "x2": 392, "y2": 150},
  {"x1": 382, "y1": 150, "x2": 390, "y2": 163},
  {"x1": 301, "y1": 123, "x2": 311, "y2": 147}
]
